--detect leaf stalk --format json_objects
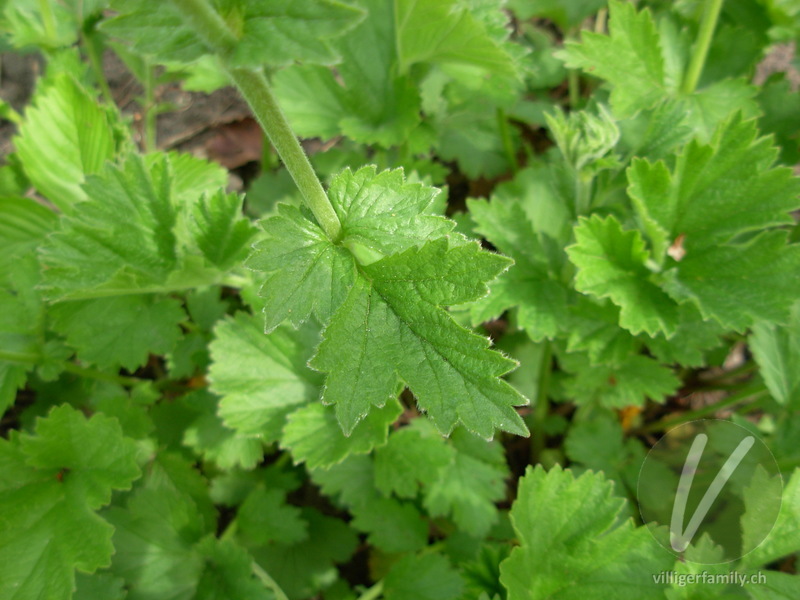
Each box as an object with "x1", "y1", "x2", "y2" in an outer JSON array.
[
  {"x1": 681, "y1": 0, "x2": 724, "y2": 95},
  {"x1": 168, "y1": 0, "x2": 343, "y2": 242}
]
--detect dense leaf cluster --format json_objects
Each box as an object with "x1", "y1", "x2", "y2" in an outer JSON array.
[{"x1": 1, "y1": 0, "x2": 799, "y2": 598}]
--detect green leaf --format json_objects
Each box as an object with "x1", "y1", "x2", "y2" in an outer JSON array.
[
  {"x1": 14, "y1": 75, "x2": 119, "y2": 211},
  {"x1": 189, "y1": 189, "x2": 258, "y2": 270},
  {"x1": 105, "y1": 0, "x2": 363, "y2": 68},
  {"x1": 50, "y1": 295, "x2": 185, "y2": 371},
  {"x1": 246, "y1": 203, "x2": 355, "y2": 331},
  {"x1": 565, "y1": 298, "x2": 637, "y2": 366},
  {"x1": 251, "y1": 509, "x2": 358, "y2": 600},
  {"x1": 38, "y1": 152, "x2": 223, "y2": 300},
  {"x1": 500, "y1": 465, "x2": 672, "y2": 599},
  {"x1": 748, "y1": 572, "x2": 800, "y2": 600},
  {"x1": 0, "y1": 196, "x2": 57, "y2": 287},
  {"x1": 194, "y1": 538, "x2": 275, "y2": 600},
  {"x1": 742, "y1": 468, "x2": 800, "y2": 567},
  {"x1": 182, "y1": 390, "x2": 264, "y2": 470},
  {"x1": 273, "y1": 0, "x2": 421, "y2": 147},
  {"x1": 559, "y1": 2, "x2": 759, "y2": 127},
  {"x1": 662, "y1": 231, "x2": 800, "y2": 331},
  {"x1": 0, "y1": 256, "x2": 48, "y2": 412},
  {"x1": 73, "y1": 572, "x2": 128, "y2": 600},
  {"x1": 0, "y1": 405, "x2": 140, "y2": 600},
  {"x1": 228, "y1": 0, "x2": 365, "y2": 68},
  {"x1": 568, "y1": 215, "x2": 679, "y2": 337},
  {"x1": 280, "y1": 399, "x2": 402, "y2": 469},
  {"x1": 758, "y1": 73, "x2": 800, "y2": 165},
  {"x1": 250, "y1": 167, "x2": 527, "y2": 439},
  {"x1": 105, "y1": 453, "x2": 215, "y2": 600},
  {"x1": 558, "y1": 348, "x2": 679, "y2": 408},
  {"x1": 422, "y1": 427, "x2": 510, "y2": 537},
  {"x1": 350, "y1": 496, "x2": 428, "y2": 553},
  {"x1": 328, "y1": 166, "x2": 452, "y2": 258},
  {"x1": 394, "y1": 0, "x2": 518, "y2": 77},
  {"x1": 373, "y1": 420, "x2": 452, "y2": 498},
  {"x1": 751, "y1": 302, "x2": 800, "y2": 409},
  {"x1": 628, "y1": 115, "x2": 800, "y2": 256},
  {"x1": 310, "y1": 454, "x2": 378, "y2": 509},
  {"x1": 237, "y1": 486, "x2": 307, "y2": 546},
  {"x1": 508, "y1": 0, "x2": 606, "y2": 30},
  {"x1": 208, "y1": 312, "x2": 322, "y2": 444},
  {"x1": 383, "y1": 553, "x2": 464, "y2": 600},
  {"x1": 311, "y1": 239, "x2": 527, "y2": 438},
  {"x1": 468, "y1": 196, "x2": 568, "y2": 341},
  {"x1": 559, "y1": 1, "x2": 666, "y2": 117}
]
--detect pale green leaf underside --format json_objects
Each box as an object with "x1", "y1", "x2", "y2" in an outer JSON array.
[{"x1": 14, "y1": 75, "x2": 118, "y2": 211}]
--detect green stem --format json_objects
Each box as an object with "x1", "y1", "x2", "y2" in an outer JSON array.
[
  {"x1": 575, "y1": 172, "x2": 592, "y2": 216},
  {"x1": 0, "y1": 349, "x2": 40, "y2": 364},
  {"x1": 641, "y1": 384, "x2": 768, "y2": 434},
  {"x1": 567, "y1": 68, "x2": 581, "y2": 108},
  {"x1": 531, "y1": 341, "x2": 552, "y2": 462},
  {"x1": 229, "y1": 68, "x2": 342, "y2": 241},
  {"x1": 143, "y1": 64, "x2": 157, "y2": 151},
  {"x1": 357, "y1": 580, "x2": 384, "y2": 600},
  {"x1": 681, "y1": 0, "x2": 724, "y2": 94},
  {"x1": 82, "y1": 25, "x2": 115, "y2": 106},
  {"x1": 252, "y1": 562, "x2": 290, "y2": 600},
  {"x1": 594, "y1": 8, "x2": 608, "y2": 33},
  {"x1": 497, "y1": 108, "x2": 518, "y2": 173},
  {"x1": 168, "y1": 0, "x2": 342, "y2": 242}
]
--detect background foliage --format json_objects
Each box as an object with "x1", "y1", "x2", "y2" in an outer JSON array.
[{"x1": 1, "y1": 0, "x2": 800, "y2": 598}]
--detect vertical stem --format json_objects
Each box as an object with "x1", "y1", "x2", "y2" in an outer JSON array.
[
  {"x1": 143, "y1": 64, "x2": 157, "y2": 151},
  {"x1": 531, "y1": 341, "x2": 552, "y2": 462},
  {"x1": 82, "y1": 25, "x2": 115, "y2": 106},
  {"x1": 497, "y1": 108, "x2": 518, "y2": 173},
  {"x1": 567, "y1": 69, "x2": 581, "y2": 108},
  {"x1": 251, "y1": 562, "x2": 290, "y2": 600},
  {"x1": 682, "y1": 0, "x2": 724, "y2": 94},
  {"x1": 575, "y1": 172, "x2": 592, "y2": 216},
  {"x1": 594, "y1": 8, "x2": 608, "y2": 34},
  {"x1": 168, "y1": 0, "x2": 343, "y2": 242},
  {"x1": 229, "y1": 68, "x2": 342, "y2": 241}
]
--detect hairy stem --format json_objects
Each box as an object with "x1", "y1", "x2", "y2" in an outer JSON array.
[
  {"x1": 229, "y1": 68, "x2": 342, "y2": 241},
  {"x1": 251, "y1": 562, "x2": 290, "y2": 600},
  {"x1": 169, "y1": 0, "x2": 343, "y2": 242},
  {"x1": 357, "y1": 580, "x2": 385, "y2": 600},
  {"x1": 0, "y1": 350, "x2": 40, "y2": 364},
  {"x1": 681, "y1": 0, "x2": 724, "y2": 94}
]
